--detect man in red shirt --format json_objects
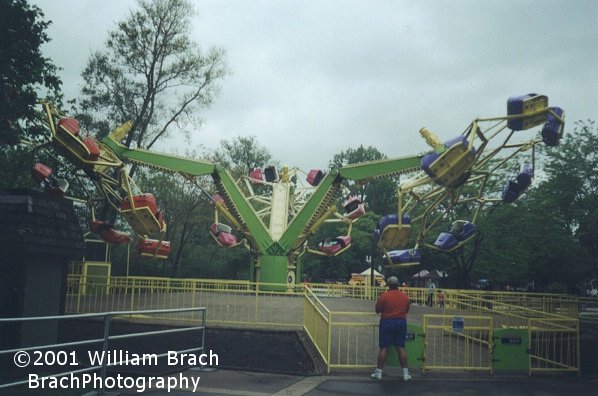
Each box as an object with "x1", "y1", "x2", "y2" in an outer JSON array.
[{"x1": 371, "y1": 276, "x2": 411, "y2": 381}]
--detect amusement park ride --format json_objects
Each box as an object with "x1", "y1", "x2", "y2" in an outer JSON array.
[{"x1": 27, "y1": 93, "x2": 565, "y2": 287}]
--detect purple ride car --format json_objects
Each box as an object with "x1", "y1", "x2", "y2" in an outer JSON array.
[{"x1": 502, "y1": 164, "x2": 533, "y2": 203}]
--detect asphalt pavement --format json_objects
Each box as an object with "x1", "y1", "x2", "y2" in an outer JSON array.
[{"x1": 121, "y1": 367, "x2": 597, "y2": 396}]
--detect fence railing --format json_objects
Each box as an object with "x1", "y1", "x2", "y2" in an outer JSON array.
[
  {"x1": 62, "y1": 275, "x2": 582, "y2": 375},
  {"x1": 302, "y1": 287, "x2": 332, "y2": 372},
  {"x1": 578, "y1": 297, "x2": 598, "y2": 323},
  {"x1": 528, "y1": 317, "x2": 579, "y2": 375},
  {"x1": 0, "y1": 307, "x2": 206, "y2": 395},
  {"x1": 67, "y1": 275, "x2": 303, "y2": 328}
]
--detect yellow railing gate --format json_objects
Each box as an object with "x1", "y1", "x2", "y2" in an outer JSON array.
[
  {"x1": 423, "y1": 314, "x2": 493, "y2": 373},
  {"x1": 528, "y1": 318, "x2": 579, "y2": 375}
]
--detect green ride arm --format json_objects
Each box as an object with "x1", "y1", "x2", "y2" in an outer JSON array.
[
  {"x1": 278, "y1": 170, "x2": 340, "y2": 251},
  {"x1": 213, "y1": 166, "x2": 274, "y2": 251},
  {"x1": 102, "y1": 137, "x2": 215, "y2": 176},
  {"x1": 338, "y1": 155, "x2": 423, "y2": 181}
]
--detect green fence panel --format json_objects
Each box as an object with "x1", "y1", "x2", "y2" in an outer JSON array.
[
  {"x1": 387, "y1": 323, "x2": 424, "y2": 368},
  {"x1": 493, "y1": 328, "x2": 529, "y2": 371}
]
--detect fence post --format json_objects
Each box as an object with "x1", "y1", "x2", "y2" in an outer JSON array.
[
  {"x1": 130, "y1": 278, "x2": 137, "y2": 311},
  {"x1": 527, "y1": 318, "x2": 532, "y2": 376},
  {"x1": 254, "y1": 282, "x2": 259, "y2": 324},
  {"x1": 326, "y1": 311, "x2": 332, "y2": 374},
  {"x1": 77, "y1": 276, "x2": 82, "y2": 313},
  {"x1": 98, "y1": 313, "x2": 111, "y2": 396}
]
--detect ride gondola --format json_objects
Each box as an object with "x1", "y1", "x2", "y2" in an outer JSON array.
[
  {"x1": 89, "y1": 219, "x2": 131, "y2": 244},
  {"x1": 318, "y1": 235, "x2": 352, "y2": 256},
  {"x1": 343, "y1": 195, "x2": 365, "y2": 220},
  {"x1": 306, "y1": 169, "x2": 325, "y2": 186},
  {"x1": 138, "y1": 238, "x2": 171, "y2": 259},
  {"x1": 382, "y1": 248, "x2": 421, "y2": 269},
  {"x1": 120, "y1": 193, "x2": 165, "y2": 236},
  {"x1": 375, "y1": 213, "x2": 412, "y2": 249},
  {"x1": 420, "y1": 134, "x2": 477, "y2": 188},
  {"x1": 541, "y1": 107, "x2": 565, "y2": 146},
  {"x1": 502, "y1": 164, "x2": 533, "y2": 203},
  {"x1": 209, "y1": 222, "x2": 238, "y2": 247},
  {"x1": 433, "y1": 220, "x2": 476, "y2": 251}
]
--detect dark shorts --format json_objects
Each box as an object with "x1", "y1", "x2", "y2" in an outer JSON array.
[{"x1": 379, "y1": 318, "x2": 407, "y2": 348}]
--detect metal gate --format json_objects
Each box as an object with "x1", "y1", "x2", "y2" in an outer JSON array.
[
  {"x1": 423, "y1": 314, "x2": 493, "y2": 373},
  {"x1": 528, "y1": 318, "x2": 579, "y2": 375}
]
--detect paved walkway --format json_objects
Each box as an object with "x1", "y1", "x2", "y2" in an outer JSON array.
[{"x1": 123, "y1": 368, "x2": 597, "y2": 396}]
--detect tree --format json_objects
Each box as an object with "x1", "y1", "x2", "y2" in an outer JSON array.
[
  {"x1": 541, "y1": 121, "x2": 597, "y2": 262},
  {"x1": 77, "y1": 0, "x2": 228, "y2": 156},
  {"x1": 0, "y1": 0, "x2": 62, "y2": 145},
  {"x1": 0, "y1": 0, "x2": 62, "y2": 189},
  {"x1": 210, "y1": 135, "x2": 273, "y2": 179}
]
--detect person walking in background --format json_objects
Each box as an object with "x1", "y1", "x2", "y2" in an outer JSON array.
[
  {"x1": 427, "y1": 279, "x2": 436, "y2": 307},
  {"x1": 371, "y1": 276, "x2": 411, "y2": 381},
  {"x1": 437, "y1": 289, "x2": 445, "y2": 308}
]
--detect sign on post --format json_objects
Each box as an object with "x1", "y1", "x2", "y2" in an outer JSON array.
[{"x1": 452, "y1": 316, "x2": 464, "y2": 333}]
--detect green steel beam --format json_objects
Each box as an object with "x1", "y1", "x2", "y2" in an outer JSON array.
[
  {"x1": 102, "y1": 137, "x2": 215, "y2": 176},
  {"x1": 278, "y1": 170, "x2": 340, "y2": 251},
  {"x1": 213, "y1": 166, "x2": 274, "y2": 251},
  {"x1": 338, "y1": 155, "x2": 423, "y2": 181}
]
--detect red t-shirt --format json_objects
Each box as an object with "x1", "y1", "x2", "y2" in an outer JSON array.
[{"x1": 375, "y1": 289, "x2": 410, "y2": 319}]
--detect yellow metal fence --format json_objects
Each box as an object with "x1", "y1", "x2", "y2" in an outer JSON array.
[
  {"x1": 528, "y1": 318, "x2": 579, "y2": 375},
  {"x1": 423, "y1": 315, "x2": 493, "y2": 373},
  {"x1": 67, "y1": 275, "x2": 303, "y2": 328},
  {"x1": 65, "y1": 275, "x2": 581, "y2": 375}
]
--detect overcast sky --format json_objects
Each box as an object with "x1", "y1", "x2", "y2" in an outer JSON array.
[{"x1": 32, "y1": 0, "x2": 598, "y2": 171}]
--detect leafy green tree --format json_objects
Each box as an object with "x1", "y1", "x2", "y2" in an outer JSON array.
[
  {"x1": 0, "y1": 0, "x2": 62, "y2": 189},
  {"x1": 541, "y1": 120, "x2": 598, "y2": 278},
  {"x1": 76, "y1": 0, "x2": 228, "y2": 155},
  {"x1": 210, "y1": 135, "x2": 273, "y2": 179},
  {"x1": 0, "y1": 0, "x2": 62, "y2": 145}
]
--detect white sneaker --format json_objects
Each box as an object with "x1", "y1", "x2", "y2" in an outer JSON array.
[
  {"x1": 370, "y1": 368, "x2": 382, "y2": 380},
  {"x1": 403, "y1": 373, "x2": 412, "y2": 382}
]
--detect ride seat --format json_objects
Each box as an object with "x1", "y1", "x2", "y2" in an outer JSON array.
[
  {"x1": 264, "y1": 165, "x2": 279, "y2": 182},
  {"x1": 89, "y1": 220, "x2": 131, "y2": 244},
  {"x1": 250, "y1": 168, "x2": 264, "y2": 182},
  {"x1": 383, "y1": 249, "x2": 421, "y2": 269},
  {"x1": 318, "y1": 236, "x2": 352, "y2": 256},
  {"x1": 82, "y1": 136, "x2": 100, "y2": 161},
  {"x1": 541, "y1": 107, "x2": 565, "y2": 146},
  {"x1": 209, "y1": 222, "x2": 237, "y2": 247},
  {"x1": 120, "y1": 193, "x2": 164, "y2": 236},
  {"x1": 376, "y1": 213, "x2": 412, "y2": 249},
  {"x1": 306, "y1": 169, "x2": 325, "y2": 186},
  {"x1": 55, "y1": 117, "x2": 98, "y2": 162},
  {"x1": 434, "y1": 220, "x2": 476, "y2": 251},
  {"x1": 138, "y1": 238, "x2": 171, "y2": 259},
  {"x1": 31, "y1": 162, "x2": 69, "y2": 197},
  {"x1": 502, "y1": 164, "x2": 533, "y2": 203},
  {"x1": 507, "y1": 93, "x2": 549, "y2": 131},
  {"x1": 421, "y1": 136, "x2": 476, "y2": 188},
  {"x1": 343, "y1": 196, "x2": 365, "y2": 220}
]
